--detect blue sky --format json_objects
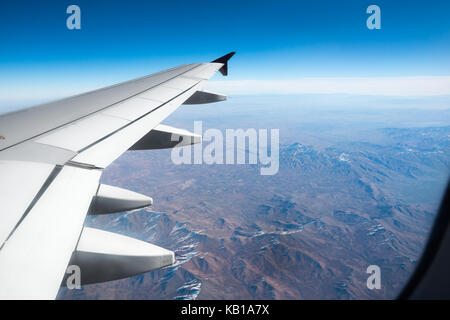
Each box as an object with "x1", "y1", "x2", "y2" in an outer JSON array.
[{"x1": 0, "y1": 0, "x2": 450, "y2": 109}]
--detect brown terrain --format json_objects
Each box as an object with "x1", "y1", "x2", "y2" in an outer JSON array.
[{"x1": 58, "y1": 96, "x2": 449, "y2": 299}]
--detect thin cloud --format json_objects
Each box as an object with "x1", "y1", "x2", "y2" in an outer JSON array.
[{"x1": 205, "y1": 76, "x2": 450, "y2": 96}]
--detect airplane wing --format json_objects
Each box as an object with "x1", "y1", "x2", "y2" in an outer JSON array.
[{"x1": 0, "y1": 52, "x2": 235, "y2": 299}]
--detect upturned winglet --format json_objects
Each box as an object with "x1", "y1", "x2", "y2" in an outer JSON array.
[{"x1": 212, "y1": 52, "x2": 236, "y2": 76}]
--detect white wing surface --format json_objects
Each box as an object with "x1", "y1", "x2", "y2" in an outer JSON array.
[{"x1": 0, "y1": 52, "x2": 235, "y2": 299}]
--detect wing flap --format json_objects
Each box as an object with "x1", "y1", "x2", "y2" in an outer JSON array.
[
  {"x1": 0, "y1": 166, "x2": 101, "y2": 299},
  {"x1": 182, "y1": 63, "x2": 222, "y2": 79},
  {"x1": 0, "y1": 142, "x2": 76, "y2": 165},
  {"x1": 25, "y1": 67, "x2": 207, "y2": 156},
  {"x1": 164, "y1": 77, "x2": 200, "y2": 90},
  {"x1": 140, "y1": 86, "x2": 184, "y2": 102},
  {"x1": 0, "y1": 161, "x2": 56, "y2": 245},
  {"x1": 35, "y1": 114, "x2": 130, "y2": 152},
  {"x1": 0, "y1": 63, "x2": 200, "y2": 152},
  {"x1": 70, "y1": 83, "x2": 202, "y2": 168},
  {"x1": 102, "y1": 97, "x2": 161, "y2": 121}
]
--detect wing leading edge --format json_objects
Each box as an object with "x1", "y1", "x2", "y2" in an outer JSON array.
[{"x1": 0, "y1": 52, "x2": 235, "y2": 299}]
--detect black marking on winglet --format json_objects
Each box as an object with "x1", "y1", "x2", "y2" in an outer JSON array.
[{"x1": 212, "y1": 52, "x2": 235, "y2": 76}]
